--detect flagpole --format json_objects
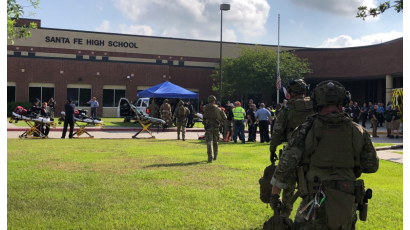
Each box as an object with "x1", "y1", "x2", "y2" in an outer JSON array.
[{"x1": 277, "y1": 14, "x2": 280, "y2": 104}]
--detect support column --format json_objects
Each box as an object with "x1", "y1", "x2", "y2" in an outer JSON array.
[{"x1": 386, "y1": 74, "x2": 393, "y2": 105}]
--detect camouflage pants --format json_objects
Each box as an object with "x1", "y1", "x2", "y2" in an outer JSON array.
[
  {"x1": 205, "y1": 128, "x2": 219, "y2": 162},
  {"x1": 150, "y1": 112, "x2": 158, "y2": 118},
  {"x1": 294, "y1": 197, "x2": 357, "y2": 230},
  {"x1": 176, "y1": 119, "x2": 187, "y2": 139},
  {"x1": 161, "y1": 112, "x2": 172, "y2": 126}
]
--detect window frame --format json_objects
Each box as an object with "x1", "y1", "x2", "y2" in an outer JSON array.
[
  {"x1": 7, "y1": 86, "x2": 16, "y2": 102},
  {"x1": 102, "y1": 89, "x2": 126, "y2": 108},
  {"x1": 28, "y1": 86, "x2": 55, "y2": 104},
  {"x1": 66, "y1": 87, "x2": 92, "y2": 107}
]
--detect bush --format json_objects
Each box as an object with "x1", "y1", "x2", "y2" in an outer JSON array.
[{"x1": 7, "y1": 102, "x2": 32, "y2": 117}]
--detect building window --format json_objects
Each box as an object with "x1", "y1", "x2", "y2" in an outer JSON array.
[
  {"x1": 103, "y1": 89, "x2": 126, "y2": 107},
  {"x1": 67, "y1": 88, "x2": 91, "y2": 106},
  {"x1": 29, "y1": 86, "x2": 55, "y2": 103},
  {"x1": 7, "y1": 86, "x2": 16, "y2": 102}
]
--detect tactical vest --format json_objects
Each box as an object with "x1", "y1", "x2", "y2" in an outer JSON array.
[
  {"x1": 177, "y1": 106, "x2": 185, "y2": 118},
  {"x1": 285, "y1": 97, "x2": 315, "y2": 140},
  {"x1": 203, "y1": 105, "x2": 221, "y2": 128},
  {"x1": 303, "y1": 115, "x2": 358, "y2": 183},
  {"x1": 161, "y1": 103, "x2": 171, "y2": 113},
  {"x1": 232, "y1": 107, "x2": 245, "y2": 120}
]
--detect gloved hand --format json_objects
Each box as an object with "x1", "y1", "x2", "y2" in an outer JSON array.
[
  {"x1": 270, "y1": 194, "x2": 281, "y2": 210},
  {"x1": 270, "y1": 150, "x2": 278, "y2": 165}
]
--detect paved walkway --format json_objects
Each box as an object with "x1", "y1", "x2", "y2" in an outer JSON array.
[{"x1": 375, "y1": 149, "x2": 403, "y2": 164}]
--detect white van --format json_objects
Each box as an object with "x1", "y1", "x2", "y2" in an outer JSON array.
[{"x1": 117, "y1": 97, "x2": 150, "y2": 117}]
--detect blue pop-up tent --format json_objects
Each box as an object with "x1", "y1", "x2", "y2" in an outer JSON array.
[{"x1": 137, "y1": 81, "x2": 198, "y2": 99}]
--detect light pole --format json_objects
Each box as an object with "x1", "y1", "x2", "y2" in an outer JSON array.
[{"x1": 219, "y1": 3, "x2": 230, "y2": 104}]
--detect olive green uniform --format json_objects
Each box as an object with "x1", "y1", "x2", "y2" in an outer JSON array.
[
  {"x1": 203, "y1": 104, "x2": 227, "y2": 163},
  {"x1": 269, "y1": 96, "x2": 315, "y2": 216},
  {"x1": 160, "y1": 102, "x2": 172, "y2": 127},
  {"x1": 149, "y1": 102, "x2": 159, "y2": 118},
  {"x1": 271, "y1": 113, "x2": 378, "y2": 229},
  {"x1": 173, "y1": 104, "x2": 190, "y2": 140}
]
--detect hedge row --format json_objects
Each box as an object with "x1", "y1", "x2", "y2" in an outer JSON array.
[{"x1": 7, "y1": 102, "x2": 32, "y2": 117}]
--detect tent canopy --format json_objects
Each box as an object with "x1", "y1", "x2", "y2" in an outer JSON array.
[{"x1": 137, "y1": 81, "x2": 198, "y2": 99}]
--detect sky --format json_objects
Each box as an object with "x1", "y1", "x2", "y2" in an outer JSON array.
[{"x1": 16, "y1": 0, "x2": 404, "y2": 48}]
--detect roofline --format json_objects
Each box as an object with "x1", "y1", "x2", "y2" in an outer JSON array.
[{"x1": 15, "y1": 18, "x2": 403, "y2": 51}]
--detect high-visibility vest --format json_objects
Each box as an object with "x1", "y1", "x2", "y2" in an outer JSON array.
[{"x1": 233, "y1": 107, "x2": 245, "y2": 120}]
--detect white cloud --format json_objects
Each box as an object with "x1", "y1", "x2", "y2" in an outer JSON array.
[
  {"x1": 113, "y1": 0, "x2": 269, "y2": 41},
  {"x1": 318, "y1": 30, "x2": 403, "y2": 48},
  {"x1": 289, "y1": 0, "x2": 377, "y2": 16},
  {"x1": 98, "y1": 5, "x2": 103, "y2": 11},
  {"x1": 95, "y1": 20, "x2": 111, "y2": 32},
  {"x1": 119, "y1": 24, "x2": 153, "y2": 36},
  {"x1": 289, "y1": 19, "x2": 296, "y2": 25}
]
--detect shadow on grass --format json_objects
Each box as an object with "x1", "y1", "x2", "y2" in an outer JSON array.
[{"x1": 143, "y1": 161, "x2": 206, "y2": 168}]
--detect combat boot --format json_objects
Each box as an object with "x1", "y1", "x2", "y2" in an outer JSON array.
[
  {"x1": 213, "y1": 153, "x2": 218, "y2": 161},
  {"x1": 177, "y1": 136, "x2": 180, "y2": 140},
  {"x1": 207, "y1": 153, "x2": 213, "y2": 163}
]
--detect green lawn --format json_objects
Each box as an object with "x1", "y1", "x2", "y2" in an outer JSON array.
[
  {"x1": 393, "y1": 151, "x2": 403, "y2": 154},
  {"x1": 373, "y1": 143, "x2": 399, "y2": 147},
  {"x1": 7, "y1": 139, "x2": 402, "y2": 229}
]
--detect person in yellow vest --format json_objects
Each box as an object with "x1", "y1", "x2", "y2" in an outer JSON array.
[{"x1": 232, "y1": 101, "x2": 246, "y2": 143}]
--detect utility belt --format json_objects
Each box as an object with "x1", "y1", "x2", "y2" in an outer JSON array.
[{"x1": 290, "y1": 166, "x2": 372, "y2": 223}]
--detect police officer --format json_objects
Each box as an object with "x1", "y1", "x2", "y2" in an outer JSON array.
[
  {"x1": 160, "y1": 99, "x2": 172, "y2": 127},
  {"x1": 173, "y1": 100, "x2": 190, "y2": 141},
  {"x1": 269, "y1": 80, "x2": 379, "y2": 229},
  {"x1": 269, "y1": 79, "x2": 316, "y2": 216},
  {"x1": 202, "y1": 95, "x2": 227, "y2": 163},
  {"x1": 232, "y1": 101, "x2": 246, "y2": 144},
  {"x1": 149, "y1": 99, "x2": 159, "y2": 118}
]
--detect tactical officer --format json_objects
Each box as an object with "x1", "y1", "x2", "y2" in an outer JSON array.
[
  {"x1": 269, "y1": 80, "x2": 379, "y2": 230},
  {"x1": 148, "y1": 99, "x2": 160, "y2": 118},
  {"x1": 173, "y1": 100, "x2": 190, "y2": 141},
  {"x1": 160, "y1": 99, "x2": 172, "y2": 127},
  {"x1": 202, "y1": 95, "x2": 227, "y2": 163},
  {"x1": 268, "y1": 79, "x2": 315, "y2": 216}
]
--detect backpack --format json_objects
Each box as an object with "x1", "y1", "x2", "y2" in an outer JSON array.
[{"x1": 177, "y1": 106, "x2": 185, "y2": 117}]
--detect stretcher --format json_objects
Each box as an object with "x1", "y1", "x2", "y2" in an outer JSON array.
[
  {"x1": 118, "y1": 98, "x2": 166, "y2": 139},
  {"x1": 58, "y1": 110, "x2": 105, "y2": 138},
  {"x1": 10, "y1": 112, "x2": 56, "y2": 139}
]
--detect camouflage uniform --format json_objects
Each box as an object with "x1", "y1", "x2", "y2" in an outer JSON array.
[
  {"x1": 160, "y1": 100, "x2": 172, "y2": 127},
  {"x1": 203, "y1": 95, "x2": 227, "y2": 163},
  {"x1": 173, "y1": 101, "x2": 190, "y2": 141},
  {"x1": 269, "y1": 79, "x2": 316, "y2": 216},
  {"x1": 149, "y1": 101, "x2": 159, "y2": 118},
  {"x1": 270, "y1": 81, "x2": 379, "y2": 230}
]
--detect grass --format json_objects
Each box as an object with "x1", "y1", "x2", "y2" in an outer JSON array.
[
  {"x1": 373, "y1": 143, "x2": 398, "y2": 147},
  {"x1": 7, "y1": 139, "x2": 402, "y2": 229},
  {"x1": 393, "y1": 151, "x2": 403, "y2": 154}
]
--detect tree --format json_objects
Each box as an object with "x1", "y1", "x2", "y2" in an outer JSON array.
[
  {"x1": 211, "y1": 45, "x2": 312, "y2": 104},
  {"x1": 357, "y1": 0, "x2": 403, "y2": 20},
  {"x1": 7, "y1": 0, "x2": 40, "y2": 44}
]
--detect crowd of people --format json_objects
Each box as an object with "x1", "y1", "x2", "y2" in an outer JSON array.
[{"x1": 344, "y1": 100, "x2": 401, "y2": 139}]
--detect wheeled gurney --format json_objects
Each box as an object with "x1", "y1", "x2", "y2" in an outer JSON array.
[
  {"x1": 58, "y1": 110, "x2": 105, "y2": 138},
  {"x1": 10, "y1": 111, "x2": 56, "y2": 139}
]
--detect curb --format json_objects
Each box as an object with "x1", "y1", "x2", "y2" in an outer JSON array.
[{"x1": 375, "y1": 145, "x2": 403, "y2": 151}]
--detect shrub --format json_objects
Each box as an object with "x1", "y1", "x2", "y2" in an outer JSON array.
[{"x1": 7, "y1": 102, "x2": 32, "y2": 117}]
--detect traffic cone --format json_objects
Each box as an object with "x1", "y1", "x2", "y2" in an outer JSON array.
[{"x1": 224, "y1": 131, "x2": 230, "y2": 142}]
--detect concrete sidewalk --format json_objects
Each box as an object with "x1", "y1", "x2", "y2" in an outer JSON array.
[{"x1": 375, "y1": 149, "x2": 403, "y2": 164}]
